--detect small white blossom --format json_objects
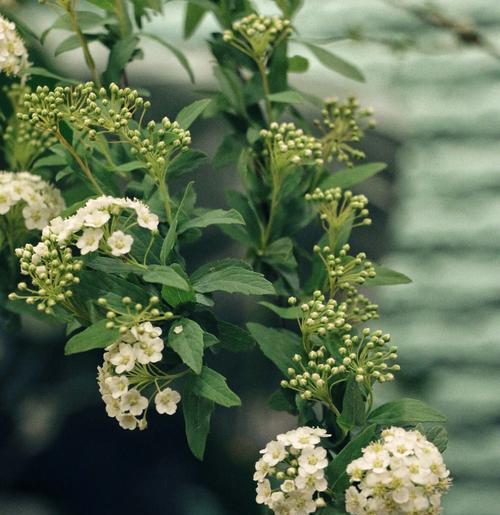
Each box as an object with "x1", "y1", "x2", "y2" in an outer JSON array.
[
  {"x1": 108, "y1": 343, "x2": 136, "y2": 373},
  {"x1": 107, "y1": 230, "x2": 134, "y2": 256},
  {"x1": 0, "y1": 15, "x2": 29, "y2": 76},
  {"x1": 120, "y1": 388, "x2": 148, "y2": 416},
  {"x1": 154, "y1": 387, "x2": 181, "y2": 415},
  {"x1": 76, "y1": 228, "x2": 104, "y2": 255}
]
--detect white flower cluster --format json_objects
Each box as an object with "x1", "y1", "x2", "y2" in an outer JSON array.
[
  {"x1": 223, "y1": 14, "x2": 292, "y2": 59},
  {"x1": 97, "y1": 322, "x2": 181, "y2": 431},
  {"x1": 0, "y1": 171, "x2": 65, "y2": 230},
  {"x1": 346, "y1": 427, "x2": 451, "y2": 515},
  {"x1": 261, "y1": 122, "x2": 324, "y2": 172},
  {"x1": 254, "y1": 426, "x2": 330, "y2": 514},
  {"x1": 42, "y1": 195, "x2": 158, "y2": 255},
  {"x1": 0, "y1": 15, "x2": 29, "y2": 76}
]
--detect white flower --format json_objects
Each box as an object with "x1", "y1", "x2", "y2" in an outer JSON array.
[
  {"x1": 117, "y1": 414, "x2": 138, "y2": 430},
  {"x1": 256, "y1": 479, "x2": 272, "y2": 504},
  {"x1": 298, "y1": 446, "x2": 328, "y2": 474},
  {"x1": 107, "y1": 230, "x2": 133, "y2": 256},
  {"x1": 254, "y1": 458, "x2": 272, "y2": 481},
  {"x1": 261, "y1": 440, "x2": 288, "y2": 466},
  {"x1": 345, "y1": 427, "x2": 452, "y2": 515},
  {"x1": 102, "y1": 394, "x2": 122, "y2": 418},
  {"x1": 84, "y1": 209, "x2": 110, "y2": 228},
  {"x1": 134, "y1": 336, "x2": 164, "y2": 364},
  {"x1": 154, "y1": 387, "x2": 181, "y2": 415},
  {"x1": 0, "y1": 15, "x2": 29, "y2": 76},
  {"x1": 76, "y1": 228, "x2": 103, "y2": 255},
  {"x1": 136, "y1": 205, "x2": 159, "y2": 231},
  {"x1": 108, "y1": 342, "x2": 136, "y2": 373},
  {"x1": 104, "y1": 375, "x2": 129, "y2": 399},
  {"x1": 295, "y1": 470, "x2": 327, "y2": 492},
  {"x1": 120, "y1": 388, "x2": 148, "y2": 416}
]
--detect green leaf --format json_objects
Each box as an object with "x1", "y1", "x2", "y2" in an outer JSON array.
[
  {"x1": 175, "y1": 98, "x2": 212, "y2": 129},
  {"x1": 267, "y1": 90, "x2": 305, "y2": 104},
  {"x1": 268, "y1": 388, "x2": 298, "y2": 414},
  {"x1": 416, "y1": 424, "x2": 448, "y2": 453},
  {"x1": 141, "y1": 32, "x2": 194, "y2": 83},
  {"x1": 247, "y1": 323, "x2": 302, "y2": 374},
  {"x1": 320, "y1": 162, "x2": 387, "y2": 189},
  {"x1": 115, "y1": 160, "x2": 147, "y2": 173},
  {"x1": 182, "y1": 385, "x2": 214, "y2": 460},
  {"x1": 178, "y1": 208, "x2": 244, "y2": 233},
  {"x1": 23, "y1": 66, "x2": 78, "y2": 84},
  {"x1": 337, "y1": 378, "x2": 366, "y2": 432},
  {"x1": 191, "y1": 366, "x2": 241, "y2": 408},
  {"x1": 326, "y1": 424, "x2": 377, "y2": 493},
  {"x1": 364, "y1": 265, "x2": 412, "y2": 286},
  {"x1": 368, "y1": 399, "x2": 447, "y2": 425},
  {"x1": 54, "y1": 34, "x2": 82, "y2": 56},
  {"x1": 259, "y1": 301, "x2": 301, "y2": 320},
  {"x1": 161, "y1": 265, "x2": 195, "y2": 307},
  {"x1": 160, "y1": 219, "x2": 177, "y2": 265},
  {"x1": 184, "y1": 2, "x2": 207, "y2": 38},
  {"x1": 167, "y1": 150, "x2": 207, "y2": 179},
  {"x1": 191, "y1": 260, "x2": 275, "y2": 296},
  {"x1": 65, "y1": 319, "x2": 120, "y2": 355},
  {"x1": 143, "y1": 265, "x2": 190, "y2": 290},
  {"x1": 86, "y1": 256, "x2": 145, "y2": 275},
  {"x1": 302, "y1": 42, "x2": 365, "y2": 82},
  {"x1": 288, "y1": 55, "x2": 309, "y2": 73},
  {"x1": 217, "y1": 321, "x2": 256, "y2": 353},
  {"x1": 103, "y1": 35, "x2": 139, "y2": 84},
  {"x1": 168, "y1": 318, "x2": 204, "y2": 374},
  {"x1": 87, "y1": 0, "x2": 114, "y2": 10}
]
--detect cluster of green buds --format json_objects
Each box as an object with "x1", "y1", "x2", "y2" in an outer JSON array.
[
  {"x1": 97, "y1": 295, "x2": 174, "y2": 334},
  {"x1": 337, "y1": 329, "x2": 399, "y2": 386},
  {"x1": 290, "y1": 292, "x2": 351, "y2": 343},
  {"x1": 2, "y1": 84, "x2": 57, "y2": 170},
  {"x1": 343, "y1": 290, "x2": 379, "y2": 324},
  {"x1": 9, "y1": 239, "x2": 82, "y2": 314},
  {"x1": 314, "y1": 244, "x2": 376, "y2": 295},
  {"x1": 315, "y1": 97, "x2": 375, "y2": 166},
  {"x1": 223, "y1": 14, "x2": 292, "y2": 62},
  {"x1": 260, "y1": 122, "x2": 324, "y2": 174},
  {"x1": 306, "y1": 187, "x2": 371, "y2": 248},
  {"x1": 19, "y1": 82, "x2": 191, "y2": 183},
  {"x1": 281, "y1": 346, "x2": 337, "y2": 404}
]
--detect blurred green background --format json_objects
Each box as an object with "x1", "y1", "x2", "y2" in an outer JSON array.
[{"x1": 0, "y1": 1, "x2": 499, "y2": 514}]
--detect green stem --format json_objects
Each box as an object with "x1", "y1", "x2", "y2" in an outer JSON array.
[
  {"x1": 65, "y1": 1, "x2": 101, "y2": 87},
  {"x1": 56, "y1": 130, "x2": 104, "y2": 194},
  {"x1": 257, "y1": 58, "x2": 273, "y2": 123},
  {"x1": 114, "y1": 0, "x2": 131, "y2": 38}
]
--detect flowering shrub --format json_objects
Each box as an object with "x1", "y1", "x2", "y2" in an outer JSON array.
[{"x1": 0, "y1": 1, "x2": 452, "y2": 514}]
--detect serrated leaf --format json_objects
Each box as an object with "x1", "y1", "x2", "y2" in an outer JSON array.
[
  {"x1": 168, "y1": 318, "x2": 204, "y2": 374},
  {"x1": 368, "y1": 399, "x2": 446, "y2": 425},
  {"x1": 337, "y1": 378, "x2": 366, "y2": 432},
  {"x1": 143, "y1": 265, "x2": 190, "y2": 290},
  {"x1": 364, "y1": 265, "x2": 412, "y2": 286},
  {"x1": 247, "y1": 323, "x2": 302, "y2": 374},
  {"x1": 103, "y1": 35, "x2": 139, "y2": 84},
  {"x1": 217, "y1": 321, "x2": 256, "y2": 352},
  {"x1": 302, "y1": 42, "x2": 365, "y2": 82},
  {"x1": 65, "y1": 319, "x2": 120, "y2": 355},
  {"x1": 320, "y1": 162, "x2": 387, "y2": 189},
  {"x1": 141, "y1": 32, "x2": 194, "y2": 83},
  {"x1": 178, "y1": 208, "x2": 244, "y2": 233},
  {"x1": 175, "y1": 98, "x2": 212, "y2": 129},
  {"x1": 191, "y1": 366, "x2": 241, "y2": 407},
  {"x1": 183, "y1": 385, "x2": 214, "y2": 460},
  {"x1": 416, "y1": 424, "x2": 448, "y2": 453},
  {"x1": 191, "y1": 260, "x2": 275, "y2": 296}
]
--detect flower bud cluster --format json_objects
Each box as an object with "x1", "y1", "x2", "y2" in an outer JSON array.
[
  {"x1": 344, "y1": 290, "x2": 379, "y2": 324},
  {"x1": 10, "y1": 239, "x2": 82, "y2": 314},
  {"x1": 97, "y1": 295, "x2": 173, "y2": 334},
  {"x1": 315, "y1": 96, "x2": 375, "y2": 166},
  {"x1": 306, "y1": 188, "x2": 371, "y2": 247},
  {"x1": 20, "y1": 82, "x2": 191, "y2": 181},
  {"x1": 223, "y1": 14, "x2": 292, "y2": 61},
  {"x1": 293, "y1": 290, "x2": 352, "y2": 337},
  {"x1": 281, "y1": 346, "x2": 337, "y2": 404},
  {"x1": 10, "y1": 196, "x2": 158, "y2": 310},
  {"x1": 346, "y1": 427, "x2": 451, "y2": 515},
  {"x1": 98, "y1": 322, "x2": 181, "y2": 431},
  {"x1": 0, "y1": 171, "x2": 65, "y2": 230},
  {"x1": 3, "y1": 85, "x2": 57, "y2": 169},
  {"x1": 260, "y1": 122, "x2": 324, "y2": 172},
  {"x1": 0, "y1": 15, "x2": 29, "y2": 76},
  {"x1": 254, "y1": 426, "x2": 330, "y2": 514},
  {"x1": 314, "y1": 244, "x2": 376, "y2": 295},
  {"x1": 338, "y1": 329, "x2": 399, "y2": 385}
]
